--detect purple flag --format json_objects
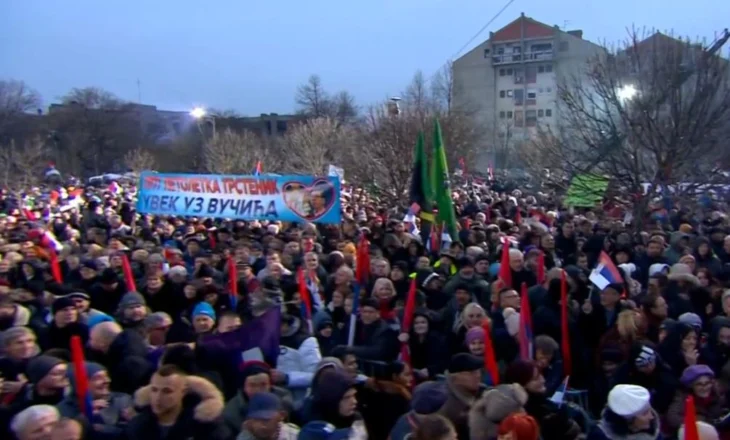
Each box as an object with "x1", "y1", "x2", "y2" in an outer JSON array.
[{"x1": 202, "y1": 307, "x2": 281, "y2": 366}]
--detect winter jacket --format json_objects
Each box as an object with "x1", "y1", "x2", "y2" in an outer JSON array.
[
  {"x1": 126, "y1": 375, "x2": 230, "y2": 440},
  {"x1": 237, "y1": 423, "x2": 300, "y2": 440},
  {"x1": 358, "y1": 379, "x2": 412, "y2": 440},
  {"x1": 278, "y1": 335, "x2": 322, "y2": 399},
  {"x1": 222, "y1": 386, "x2": 294, "y2": 435},
  {"x1": 57, "y1": 391, "x2": 132, "y2": 439},
  {"x1": 587, "y1": 408, "x2": 663, "y2": 440}
]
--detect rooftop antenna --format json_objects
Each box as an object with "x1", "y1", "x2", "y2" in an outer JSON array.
[
  {"x1": 563, "y1": 20, "x2": 570, "y2": 30},
  {"x1": 136, "y1": 79, "x2": 142, "y2": 103}
]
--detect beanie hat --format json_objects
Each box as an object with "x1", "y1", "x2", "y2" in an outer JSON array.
[
  {"x1": 465, "y1": 327, "x2": 485, "y2": 345},
  {"x1": 680, "y1": 364, "x2": 715, "y2": 387},
  {"x1": 26, "y1": 355, "x2": 65, "y2": 384},
  {"x1": 87, "y1": 313, "x2": 114, "y2": 329},
  {"x1": 192, "y1": 302, "x2": 216, "y2": 321},
  {"x1": 678, "y1": 312, "x2": 702, "y2": 330},
  {"x1": 298, "y1": 421, "x2": 352, "y2": 440},
  {"x1": 411, "y1": 381, "x2": 448, "y2": 415},
  {"x1": 51, "y1": 296, "x2": 75, "y2": 315},
  {"x1": 607, "y1": 384, "x2": 651, "y2": 418},
  {"x1": 117, "y1": 292, "x2": 146, "y2": 312},
  {"x1": 241, "y1": 360, "x2": 272, "y2": 382}
]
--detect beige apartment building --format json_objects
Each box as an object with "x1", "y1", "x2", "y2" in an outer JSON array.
[{"x1": 453, "y1": 13, "x2": 605, "y2": 170}]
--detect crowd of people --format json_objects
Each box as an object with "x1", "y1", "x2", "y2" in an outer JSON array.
[{"x1": 1, "y1": 179, "x2": 730, "y2": 440}]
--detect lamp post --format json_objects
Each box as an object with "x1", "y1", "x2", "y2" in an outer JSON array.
[{"x1": 190, "y1": 107, "x2": 216, "y2": 137}]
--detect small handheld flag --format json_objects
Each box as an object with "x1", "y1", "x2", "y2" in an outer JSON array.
[
  {"x1": 683, "y1": 395, "x2": 700, "y2": 440},
  {"x1": 400, "y1": 278, "x2": 417, "y2": 366},
  {"x1": 297, "y1": 268, "x2": 314, "y2": 334},
  {"x1": 253, "y1": 161, "x2": 263, "y2": 176},
  {"x1": 549, "y1": 376, "x2": 570, "y2": 407},
  {"x1": 482, "y1": 321, "x2": 500, "y2": 385},
  {"x1": 121, "y1": 254, "x2": 137, "y2": 292},
  {"x1": 70, "y1": 336, "x2": 93, "y2": 420},
  {"x1": 227, "y1": 256, "x2": 239, "y2": 309},
  {"x1": 589, "y1": 251, "x2": 624, "y2": 290}
]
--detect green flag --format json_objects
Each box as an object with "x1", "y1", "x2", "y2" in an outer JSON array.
[
  {"x1": 431, "y1": 119, "x2": 459, "y2": 242},
  {"x1": 409, "y1": 132, "x2": 434, "y2": 222}
]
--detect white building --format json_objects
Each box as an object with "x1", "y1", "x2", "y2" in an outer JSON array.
[{"x1": 453, "y1": 13, "x2": 605, "y2": 169}]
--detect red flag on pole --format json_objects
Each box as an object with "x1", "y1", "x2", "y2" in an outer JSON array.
[
  {"x1": 683, "y1": 395, "x2": 700, "y2": 440},
  {"x1": 121, "y1": 254, "x2": 136, "y2": 292},
  {"x1": 482, "y1": 321, "x2": 500, "y2": 385},
  {"x1": 70, "y1": 335, "x2": 93, "y2": 420},
  {"x1": 519, "y1": 282, "x2": 534, "y2": 360},
  {"x1": 400, "y1": 278, "x2": 418, "y2": 366},
  {"x1": 536, "y1": 251, "x2": 545, "y2": 284},
  {"x1": 297, "y1": 268, "x2": 313, "y2": 333},
  {"x1": 227, "y1": 256, "x2": 239, "y2": 308},
  {"x1": 560, "y1": 271, "x2": 572, "y2": 376}
]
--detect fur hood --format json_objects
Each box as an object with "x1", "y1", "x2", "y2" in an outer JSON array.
[
  {"x1": 134, "y1": 375, "x2": 224, "y2": 423},
  {"x1": 14, "y1": 305, "x2": 31, "y2": 326},
  {"x1": 469, "y1": 384, "x2": 528, "y2": 440},
  {"x1": 593, "y1": 409, "x2": 662, "y2": 440},
  {"x1": 363, "y1": 379, "x2": 412, "y2": 401}
]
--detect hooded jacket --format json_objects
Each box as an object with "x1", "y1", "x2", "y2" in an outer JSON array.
[{"x1": 126, "y1": 375, "x2": 230, "y2": 440}]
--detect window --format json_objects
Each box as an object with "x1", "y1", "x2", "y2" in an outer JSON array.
[
  {"x1": 506, "y1": 90, "x2": 514, "y2": 97},
  {"x1": 514, "y1": 111, "x2": 524, "y2": 127},
  {"x1": 497, "y1": 47, "x2": 505, "y2": 55},
  {"x1": 507, "y1": 111, "x2": 513, "y2": 118},
  {"x1": 531, "y1": 43, "x2": 553, "y2": 52},
  {"x1": 276, "y1": 120, "x2": 287, "y2": 133},
  {"x1": 499, "y1": 111, "x2": 506, "y2": 119},
  {"x1": 545, "y1": 64, "x2": 553, "y2": 73},
  {"x1": 514, "y1": 67, "x2": 524, "y2": 84},
  {"x1": 559, "y1": 41, "x2": 569, "y2": 52},
  {"x1": 538, "y1": 66, "x2": 545, "y2": 73},
  {"x1": 512, "y1": 46, "x2": 522, "y2": 53},
  {"x1": 499, "y1": 90, "x2": 506, "y2": 98},
  {"x1": 527, "y1": 90, "x2": 537, "y2": 99},
  {"x1": 538, "y1": 88, "x2": 544, "y2": 93},
  {"x1": 546, "y1": 87, "x2": 553, "y2": 93},
  {"x1": 526, "y1": 110, "x2": 537, "y2": 127},
  {"x1": 546, "y1": 109, "x2": 553, "y2": 117},
  {"x1": 506, "y1": 68, "x2": 513, "y2": 75},
  {"x1": 484, "y1": 48, "x2": 491, "y2": 58},
  {"x1": 526, "y1": 65, "x2": 537, "y2": 83},
  {"x1": 538, "y1": 109, "x2": 544, "y2": 117},
  {"x1": 499, "y1": 69, "x2": 506, "y2": 76},
  {"x1": 514, "y1": 89, "x2": 524, "y2": 105}
]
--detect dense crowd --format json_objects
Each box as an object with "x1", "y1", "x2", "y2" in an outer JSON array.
[{"x1": 1, "y1": 179, "x2": 730, "y2": 440}]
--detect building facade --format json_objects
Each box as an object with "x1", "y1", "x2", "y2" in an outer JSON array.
[{"x1": 453, "y1": 13, "x2": 605, "y2": 170}]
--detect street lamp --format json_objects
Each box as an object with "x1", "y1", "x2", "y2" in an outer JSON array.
[
  {"x1": 190, "y1": 107, "x2": 216, "y2": 137},
  {"x1": 617, "y1": 84, "x2": 638, "y2": 102}
]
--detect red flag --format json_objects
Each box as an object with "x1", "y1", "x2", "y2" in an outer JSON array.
[
  {"x1": 482, "y1": 321, "x2": 500, "y2": 385},
  {"x1": 560, "y1": 271, "x2": 572, "y2": 376},
  {"x1": 499, "y1": 238, "x2": 512, "y2": 288},
  {"x1": 515, "y1": 209, "x2": 522, "y2": 225},
  {"x1": 227, "y1": 256, "x2": 239, "y2": 309},
  {"x1": 683, "y1": 395, "x2": 700, "y2": 440},
  {"x1": 297, "y1": 268, "x2": 313, "y2": 333},
  {"x1": 355, "y1": 237, "x2": 370, "y2": 285},
  {"x1": 121, "y1": 254, "x2": 136, "y2": 292},
  {"x1": 49, "y1": 249, "x2": 63, "y2": 284},
  {"x1": 70, "y1": 335, "x2": 92, "y2": 420},
  {"x1": 537, "y1": 251, "x2": 545, "y2": 284},
  {"x1": 400, "y1": 278, "x2": 418, "y2": 365},
  {"x1": 519, "y1": 282, "x2": 534, "y2": 360}
]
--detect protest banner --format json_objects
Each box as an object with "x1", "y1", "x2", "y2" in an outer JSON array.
[
  {"x1": 136, "y1": 171, "x2": 342, "y2": 224},
  {"x1": 564, "y1": 174, "x2": 609, "y2": 207}
]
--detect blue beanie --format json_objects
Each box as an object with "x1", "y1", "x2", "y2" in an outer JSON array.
[
  {"x1": 87, "y1": 313, "x2": 114, "y2": 329},
  {"x1": 192, "y1": 302, "x2": 216, "y2": 321}
]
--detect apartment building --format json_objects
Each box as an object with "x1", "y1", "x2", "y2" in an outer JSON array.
[{"x1": 453, "y1": 13, "x2": 605, "y2": 169}]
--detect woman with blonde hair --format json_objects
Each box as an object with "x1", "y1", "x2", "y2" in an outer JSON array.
[
  {"x1": 371, "y1": 277, "x2": 397, "y2": 321},
  {"x1": 597, "y1": 309, "x2": 647, "y2": 365},
  {"x1": 450, "y1": 303, "x2": 490, "y2": 355}
]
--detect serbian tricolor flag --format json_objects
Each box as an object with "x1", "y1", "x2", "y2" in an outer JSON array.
[
  {"x1": 519, "y1": 282, "x2": 534, "y2": 360},
  {"x1": 482, "y1": 321, "x2": 500, "y2": 385},
  {"x1": 560, "y1": 270, "x2": 572, "y2": 376},
  {"x1": 399, "y1": 278, "x2": 418, "y2": 366},
  {"x1": 121, "y1": 254, "x2": 137, "y2": 292},
  {"x1": 297, "y1": 268, "x2": 313, "y2": 334},
  {"x1": 70, "y1": 336, "x2": 93, "y2": 420},
  {"x1": 347, "y1": 236, "x2": 370, "y2": 346},
  {"x1": 683, "y1": 395, "x2": 700, "y2": 440},
  {"x1": 549, "y1": 376, "x2": 570, "y2": 407},
  {"x1": 40, "y1": 229, "x2": 63, "y2": 253},
  {"x1": 589, "y1": 251, "x2": 624, "y2": 290},
  {"x1": 253, "y1": 161, "x2": 263, "y2": 176},
  {"x1": 227, "y1": 256, "x2": 238, "y2": 309}
]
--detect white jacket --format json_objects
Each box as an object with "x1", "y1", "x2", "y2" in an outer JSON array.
[{"x1": 276, "y1": 336, "x2": 321, "y2": 389}]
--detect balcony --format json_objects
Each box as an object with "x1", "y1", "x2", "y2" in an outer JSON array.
[{"x1": 492, "y1": 50, "x2": 554, "y2": 65}]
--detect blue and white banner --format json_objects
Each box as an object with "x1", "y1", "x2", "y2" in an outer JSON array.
[{"x1": 136, "y1": 172, "x2": 342, "y2": 224}]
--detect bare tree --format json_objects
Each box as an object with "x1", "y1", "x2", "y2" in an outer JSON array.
[
  {"x1": 123, "y1": 147, "x2": 158, "y2": 173},
  {"x1": 0, "y1": 138, "x2": 49, "y2": 188},
  {"x1": 283, "y1": 118, "x2": 353, "y2": 175},
  {"x1": 403, "y1": 71, "x2": 432, "y2": 116},
  {"x1": 0, "y1": 80, "x2": 43, "y2": 144},
  {"x1": 431, "y1": 62, "x2": 454, "y2": 113},
  {"x1": 296, "y1": 75, "x2": 333, "y2": 118},
  {"x1": 203, "y1": 128, "x2": 282, "y2": 175},
  {"x1": 331, "y1": 91, "x2": 359, "y2": 125},
  {"x1": 520, "y1": 29, "x2": 730, "y2": 227}
]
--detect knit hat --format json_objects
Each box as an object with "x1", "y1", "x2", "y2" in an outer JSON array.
[
  {"x1": 678, "y1": 312, "x2": 703, "y2": 330},
  {"x1": 117, "y1": 292, "x2": 146, "y2": 311},
  {"x1": 648, "y1": 263, "x2": 670, "y2": 277},
  {"x1": 465, "y1": 327, "x2": 485, "y2": 345},
  {"x1": 192, "y1": 302, "x2": 216, "y2": 321},
  {"x1": 607, "y1": 384, "x2": 651, "y2": 418},
  {"x1": 680, "y1": 364, "x2": 714, "y2": 387},
  {"x1": 26, "y1": 355, "x2": 65, "y2": 384},
  {"x1": 87, "y1": 313, "x2": 114, "y2": 329},
  {"x1": 246, "y1": 392, "x2": 282, "y2": 420},
  {"x1": 411, "y1": 381, "x2": 448, "y2": 415},
  {"x1": 51, "y1": 296, "x2": 75, "y2": 315},
  {"x1": 66, "y1": 291, "x2": 90, "y2": 301},
  {"x1": 241, "y1": 360, "x2": 272, "y2": 381}
]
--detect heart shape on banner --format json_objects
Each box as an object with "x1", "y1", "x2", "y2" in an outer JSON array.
[{"x1": 282, "y1": 179, "x2": 336, "y2": 221}]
